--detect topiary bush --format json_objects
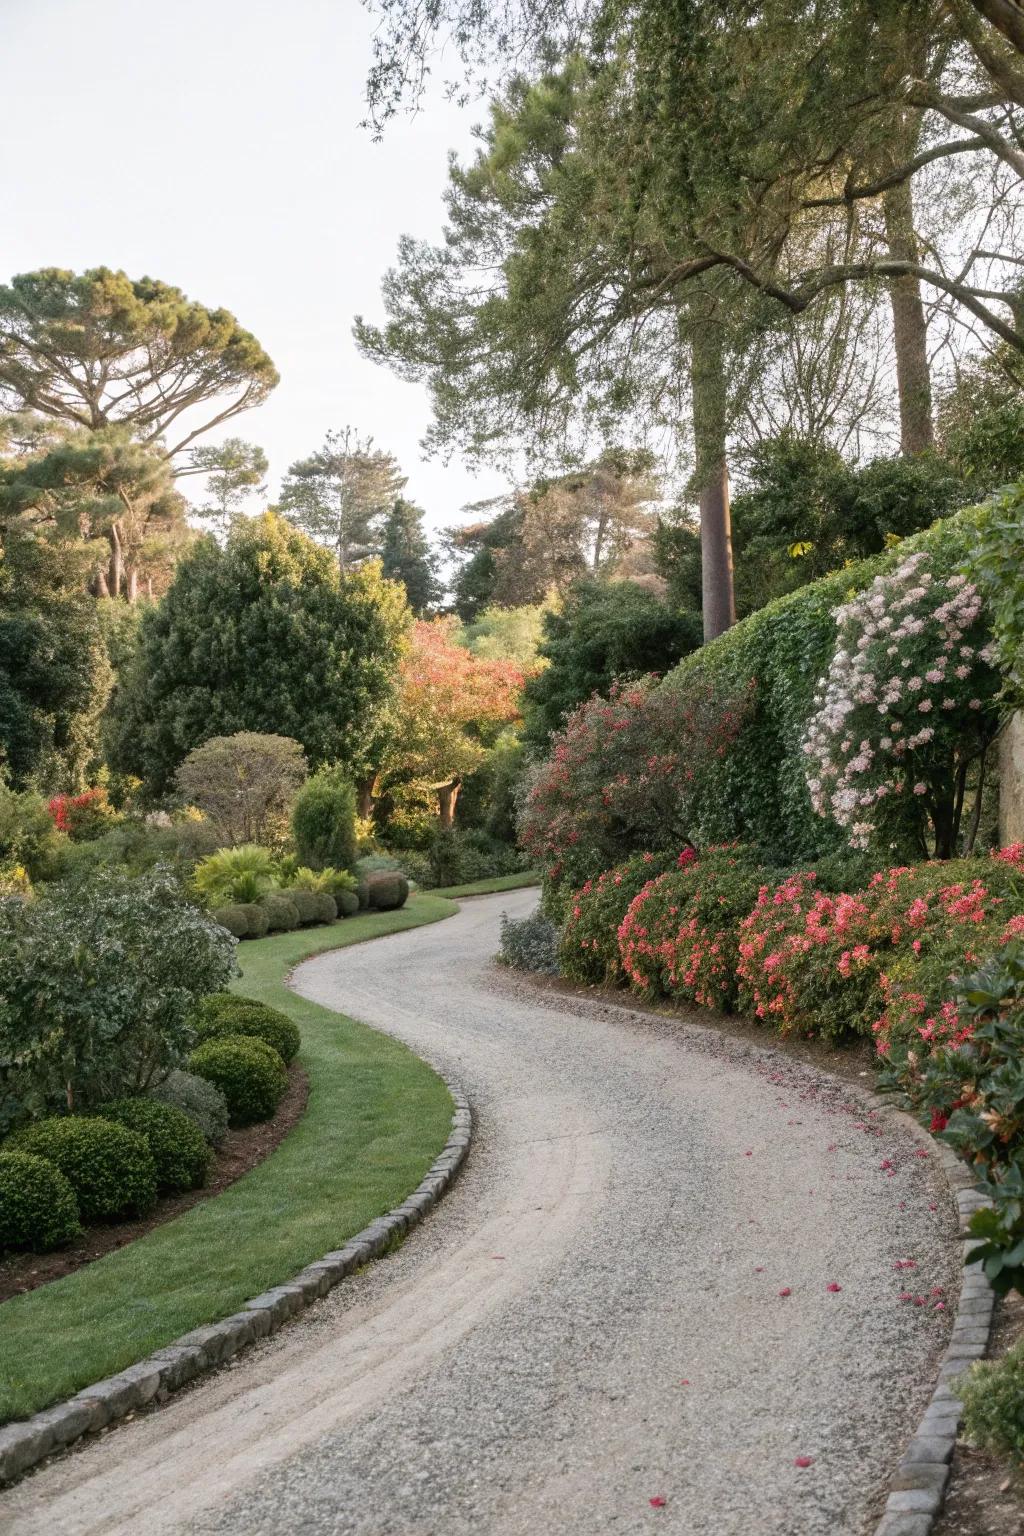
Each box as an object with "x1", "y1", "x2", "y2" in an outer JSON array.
[
  {"x1": 355, "y1": 878, "x2": 370, "y2": 910},
  {"x1": 292, "y1": 766, "x2": 357, "y2": 872},
  {"x1": 188, "y1": 1035, "x2": 287, "y2": 1125},
  {"x1": 191, "y1": 994, "x2": 300, "y2": 1064},
  {"x1": 261, "y1": 892, "x2": 300, "y2": 932},
  {"x1": 290, "y1": 888, "x2": 322, "y2": 926},
  {"x1": 150, "y1": 1069, "x2": 229, "y2": 1147},
  {"x1": 315, "y1": 892, "x2": 338, "y2": 923},
  {"x1": 238, "y1": 901, "x2": 269, "y2": 938},
  {"x1": 95, "y1": 1097, "x2": 210, "y2": 1193},
  {"x1": 365, "y1": 871, "x2": 409, "y2": 911},
  {"x1": 213, "y1": 904, "x2": 250, "y2": 938},
  {"x1": 0, "y1": 1150, "x2": 81, "y2": 1251},
  {"x1": 336, "y1": 890, "x2": 360, "y2": 918},
  {"x1": 6, "y1": 1116, "x2": 157, "y2": 1223}
]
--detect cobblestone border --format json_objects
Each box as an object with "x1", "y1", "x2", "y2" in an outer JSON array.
[
  {"x1": 872, "y1": 1134, "x2": 995, "y2": 1536},
  {"x1": 0, "y1": 1086, "x2": 472, "y2": 1486}
]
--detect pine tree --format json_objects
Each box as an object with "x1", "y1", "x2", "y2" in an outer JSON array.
[{"x1": 379, "y1": 497, "x2": 442, "y2": 615}]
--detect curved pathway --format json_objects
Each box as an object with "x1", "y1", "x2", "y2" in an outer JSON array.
[{"x1": 4, "y1": 891, "x2": 958, "y2": 1536}]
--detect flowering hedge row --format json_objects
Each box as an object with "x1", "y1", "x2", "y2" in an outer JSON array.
[{"x1": 557, "y1": 842, "x2": 1024, "y2": 1291}]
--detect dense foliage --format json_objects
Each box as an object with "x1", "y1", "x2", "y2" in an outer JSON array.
[
  {"x1": 188, "y1": 1034, "x2": 288, "y2": 1126},
  {"x1": 522, "y1": 580, "x2": 701, "y2": 749},
  {"x1": 177, "y1": 733, "x2": 307, "y2": 848},
  {"x1": 0, "y1": 867, "x2": 236, "y2": 1126},
  {"x1": 191, "y1": 995, "x2": 301, "y2": 1064},
  {"x1": 0, "y1": 1150, "x2": 81, "y2": 1251},
  {"x1": 95, "y1": 1096, "x2": 210, "y2": 1194},
  {"x1": 520, "y1": 675, "x2": 751, "y2": 896},
  {"x1": 104, "y1": 514, "x2": 409, "y2": 796},
  {"x1": 7, "y1": 1114, "x2": 157, "y2": 1222},
  {"x1": 559, "y1": 849, "x2": 690, "y2": 985},
  {"x1": 292, "y1": 766, "x2": 358, "y2": 871}
]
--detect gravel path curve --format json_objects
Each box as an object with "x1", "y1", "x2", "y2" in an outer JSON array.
[{"x1": 4, "y1": 890, "x2": 959, "y2": 1536}]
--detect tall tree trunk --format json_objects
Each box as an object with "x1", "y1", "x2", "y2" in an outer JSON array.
[
  {"x1": 883, "y1": 174, "x2": 934, "y2": 455},
  {"x1": 355, "y1": 774, "x2": 376, "y2": 820},
  {"x1": 107, "y1": 522, "x2": 124, "y2": 599},
  {"x1": 126, "y1": 567, "x2": 139, "y2": 603},
  {"x1": 437, "y1": 777, "x2": 461, "y2": 829},
  {"x1": 690, "y1": 317, "x2": 736, "y2": 641}
]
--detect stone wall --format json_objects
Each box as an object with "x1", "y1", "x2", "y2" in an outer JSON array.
[{"x1": 999, "y1": 712, "x2": 1024, "y2": 847}]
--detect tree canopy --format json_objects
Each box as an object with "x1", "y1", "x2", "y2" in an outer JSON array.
[
  {"x1": 104, "y1": 512, "x2": 410, "y2": 796},
  {"x1": 279, "y1": 426, "x2": 406, "y2": 572},
  {"x1": 0, "y1": 269, "x2": 278, "y2": 458}
]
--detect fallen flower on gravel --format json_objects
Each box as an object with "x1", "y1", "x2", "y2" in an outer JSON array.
[
  {"x1": 826, "y1": 1283, "x2": 842, "y2": 1293},
  {"x1": 649, "y1": 1496, "x2": 667, "y2": 1508},
  {"x1": 778, "y1": 1287, "x2": 792, "y2": 1297},
  {"x1": 793, "y1": 1456, "x2": 815, "y2": 1468},
  {"x1": 899, "y1": 1292, "x2": 913, "y2": 1301}
]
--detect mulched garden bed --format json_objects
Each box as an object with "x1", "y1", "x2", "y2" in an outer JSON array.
[{"x1": 0, "y1": 1063, "x2": 309, "y2": 1304}]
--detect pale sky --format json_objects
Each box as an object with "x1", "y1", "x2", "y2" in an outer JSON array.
[{"x1": 4, "y1": 0, "x2": 510, "y2": 533}]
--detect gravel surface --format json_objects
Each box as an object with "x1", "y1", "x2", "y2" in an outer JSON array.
[{"x1": 4, "y1": 890, "x2": 959, "y2": 1536}]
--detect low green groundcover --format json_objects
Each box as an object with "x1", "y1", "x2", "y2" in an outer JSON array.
[{"x1": 0, "y1": 895, "x2": 457, "y2": 1423}]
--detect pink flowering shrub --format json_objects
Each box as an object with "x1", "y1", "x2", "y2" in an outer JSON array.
[
  {"x1": 802, "y1": 548, "x2": 1001, "y2": 857},
  {"x1": 559, "y1": 849, "x2": 694, "y2": 986},
  {"x1": 734, "y1": 852, "x2": 1024, "y2": 1044},
  {"x1": 617, "y1": 848, "x2": 765, "y2": 1011},
  {"x1": 519, "y1": 676, "x2": 753, "y2": 896}
]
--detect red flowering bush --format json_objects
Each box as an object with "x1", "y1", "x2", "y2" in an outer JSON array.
[
  {"x1": 520, "y1": 675, "x2": 753, "y2": 896},
  {"x1": 617, "y1": 847, "x2": 764, "y2": 1011},
  {"x1": 47, "y1": 787, "x2": 120, "y2": 842},
  {"x1": 559, "y1": 849, "x2": 691, "y2": 986},
  {"x1": 735, "y1": 851, "x2": 1024, "y2": 1044}
]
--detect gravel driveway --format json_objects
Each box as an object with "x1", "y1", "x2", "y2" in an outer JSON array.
[{"x1": 4, "y1": 890, "x2": 958, "y2": 1536}]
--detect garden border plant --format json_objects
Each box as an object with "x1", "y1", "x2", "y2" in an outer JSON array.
[{"x1": 0, "y1": 893, "x2": 466, "y2": 1471}]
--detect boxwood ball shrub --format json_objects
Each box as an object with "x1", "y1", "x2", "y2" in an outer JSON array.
[
  {"x1": 365, "y1": 871, "x2": 409, "y2": 911},
  {"x1": 191, "y1": 994, "x2": 300, "y2": 1064},
  {"x1": 95, "y1": 1097, "x2": 210, "y2": 1193},
  {"x1": 7, "y1": 1116, "x2": 157, "y2": 1223},
  {"x1": 290, "y1": 888, "x2": 322, "y2": 926},
  {"x1": 213, "y1": 904, "x2": 250, "y2": 939},
  {"x1": 188, "y1": 1035, "x2": 287, "y2": 1125},
  {"x1": 336, "y1": 889, "x2": 360, "y2": 918},
  {"x1": 315, "y1": 892, "x2": 338, "y2": 922},
  {"x1": 150, "y1": 1069, "x2": 229, "y2": 1147},
  {"x1": 0, "y1": 1150, "x2": 81, "y2": 1251},
  {"x1": 239, "y1": 902, "x2": 270, "y2": 938},
  {"x1": 261, "y1": 892, "x2": 300, "y2": 932}
]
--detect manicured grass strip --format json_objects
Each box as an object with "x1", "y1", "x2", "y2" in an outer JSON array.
[
  {"x1": 0, "y1": 895, "x2": 458, "y2": 1424},
  {"x1": 429, "y1": 871, "x2": 540, "y2": 899}
]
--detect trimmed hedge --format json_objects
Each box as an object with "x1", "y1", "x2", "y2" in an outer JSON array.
[
  {"x1": 6, "y1": 1116, "x2": 157, "y2": 1223},
  {"x1": 188, "y1": 1035, "x2": 287, "y2": 1125},
  {"x1": 150, "y1": 1069, "x2": 229, "y2": 1147},
  {"x1": 290, "y1": 888, "x2": 322, "y2": 926},
  {"x1": 336, "y1": 890, "x2": 360, "y2": 918},
  {"x1": 191, "y1": 994, "x2": 301, "y2": 1064},
  {"x1": 365, "y1": 871, "x2": 409, "y2": 911},
  {"x1": 262, "y1": 892, "x2": 301, "y2": 933},
  {"x1": 95, "y1": 1097, "x2": 210, "y2": 1194},
  {"x1": 239, "y1": 902, "x2": 270, "y2": 938},
  {"x1": 0, "y1": 1151, "x2": 81, "y2": 1251},
  {"x1": 213, "y1": 904, "x2": 250, "y2": 938}
]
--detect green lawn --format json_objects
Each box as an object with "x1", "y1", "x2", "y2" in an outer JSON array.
[
  {"x1": 429, "y1": 870, "x2": 540, "y2": 898},
  {"x1": 0, "y1": 894, "x2": 458, "y2": 1424}
]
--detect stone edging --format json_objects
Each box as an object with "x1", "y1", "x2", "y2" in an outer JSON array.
[
  {"x1": 873, "y1": 1134, "x2": 995, "y2": 1536},
  {"x1": 0, "y1": 1086, "x2": 472, "y2": 1487}
]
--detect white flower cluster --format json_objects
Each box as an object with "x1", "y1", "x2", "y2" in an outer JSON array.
[{"x1": 802, "y1": 551, "x2": 993, "y2": 849}]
